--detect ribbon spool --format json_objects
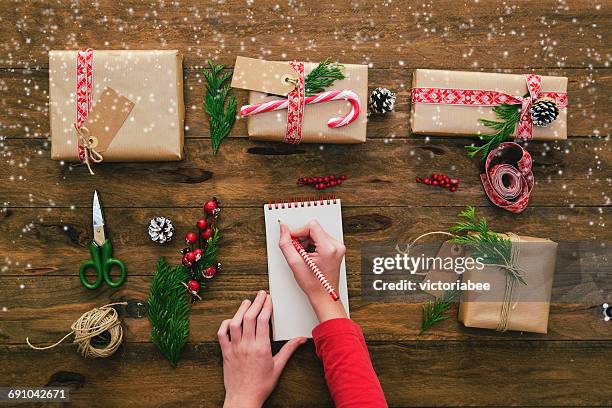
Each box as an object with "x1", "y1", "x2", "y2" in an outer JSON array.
[
  {"x1": 26, "y1": 302, "x2": 128, "y2": 358},
  {"x1": 481, "y1": 142, "x2": 534, "y2": 214}
]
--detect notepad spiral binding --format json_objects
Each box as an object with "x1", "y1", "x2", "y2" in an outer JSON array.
[{"x1": 267, "y1": 196, "x2": 337, "y2": 210}]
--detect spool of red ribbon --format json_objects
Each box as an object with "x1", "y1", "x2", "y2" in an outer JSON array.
[{"x1": 480, "y1": 142, "x2": 534, "y2": 214}]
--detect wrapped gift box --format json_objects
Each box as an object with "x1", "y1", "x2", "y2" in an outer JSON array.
[
  {"x1": 49, "y1": 50, "x2": 185, "y2": 162},
  {"x1": 411, "y1": 69, "x2": 568, "y2": 141},
  {"x1": 233, "y1": 58, "x2": 368, "y2": 144}
]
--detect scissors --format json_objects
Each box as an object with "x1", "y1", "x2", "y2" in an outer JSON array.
[{"x1": 79, "y1": 191, "x2": 127, "y2": 290}]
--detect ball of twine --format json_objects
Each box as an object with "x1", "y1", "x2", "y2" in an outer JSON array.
[{"x1": 26, "y1": 302, "x2": 126, "y2": 358}]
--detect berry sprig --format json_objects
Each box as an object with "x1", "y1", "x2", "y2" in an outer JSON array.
[
  {"x1": 180, "y1": 198, "x2": 221, "y2": 301},
  {"x1": 416, "y1": 173, "x2": 460, "y2": 192},
  {"x1": 297, "y1": 174, "x2": 347, "y2": 190}
]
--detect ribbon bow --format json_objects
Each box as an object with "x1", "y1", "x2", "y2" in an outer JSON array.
[
  {"x1": 74, "y1": 124, "x2": 104, "y2": 175},
  {"x1": 515, "y1": 75, "x2": 542, "y2": 140}
]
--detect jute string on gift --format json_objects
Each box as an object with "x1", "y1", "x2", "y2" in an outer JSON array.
[
  {"x1": 26, "y1": 302, "x2": 126, "y2": 358},
  {"x1": 73, "y1": 124, "x2": 104, "y2": 175},
  {"x1": 399, "y1": 231, "x2": 525, "y2": 331}
]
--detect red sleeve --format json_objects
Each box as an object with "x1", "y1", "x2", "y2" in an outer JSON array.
[{"x1": 312, "y1": 318, "x2": 387, "y2": 408}]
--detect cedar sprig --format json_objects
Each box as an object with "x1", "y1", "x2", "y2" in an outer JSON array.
[
  {"x1": 450, "y1": 206, "x2": 526, "y2": 284},
  {"x1": 192, "y1": 227, "x2": 220, "y2": 277},
  {"x1": 465, "y1": 103, "x2": 522, "y2": 159},
  {"x1": 304, "y1": 58, "x2": 345, "y2": 95},
  {"x1": 420, "y1": 290, "x2": 458, "y2": 335},
  {"x1": 204, "y1": 60, "x2": 237, "y2": 155},
  {"x1": 148, "y1": 257, "x2": 190, "y2": 367}
]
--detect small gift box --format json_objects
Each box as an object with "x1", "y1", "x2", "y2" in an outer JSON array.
[
  {"x1": 232, "y1": 57, "x2": 368, "y2": 144},
  {"x1": 425, "y1": 235, "x2": 557, "y2": 334},
  {"x1": 410, "y1": 69, "x2": 568, "y2": 141},
  {"x1": 49, "y1": 50, "x2": 185, "y2": 165}
]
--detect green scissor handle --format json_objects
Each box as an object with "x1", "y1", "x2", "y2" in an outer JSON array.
[{"x1": 79, "y1": 240, "x2": 127, "y2": 290}]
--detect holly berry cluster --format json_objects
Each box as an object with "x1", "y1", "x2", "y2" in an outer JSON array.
[
  {"x1": 297, "y1": 174, "x2": 347, "y2": 190},
  {"x1": 181, "y1": 198, "x2": 221, "y2": 301},
  {"x1": 416, "y1": 173, "x2": 460, "y2": 192}
]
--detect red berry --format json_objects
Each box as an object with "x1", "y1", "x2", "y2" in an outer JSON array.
[
  {"x1": 187, "y1": 279, "x2": 200, "y2": 292},
  {"x1": 204, "y1": 199, "x2": 219, "y2": 216},
  {"x1": 316, "y1": 177, "x2": 323, "y2": 183},
  {"x1": 416, "y1": 177, "x2": 422, "y2": 183},
  {"x1": 424, "y1": 178, "x2": 432, "y2": 185},
  {"x1": 432, "y1": 180, "x2": 439, "y2": 186},
  {"x1": 337, "y1": 179, "x2": 343, "y2": 185},
  {"x1": 203, "y1": 264, "x2": 218, "y2": 279},
  {"x1": 181, "y1": 255, "x2": 192, "y2": 268},
  {"x1": 200, "y1": 227, "x2": 213, "y2": 240},
  {"x1": 185, "y1": 231, "x2": 197, "y2": 244},
  {"x1": 329, "y1": 180, "x2": 337, "y2": 187},
  {"x1": 196, "y1": 218, "x2": 208, "y2": 230},
  {"x1": 307, "y1": 178, "x2": 314, "y2": 184},
  {"x1": 450, "y1": 178, "x2": 459, "y2": 185},
  {"x1": 340, "y1": 175, "x2": 347, "y2": 180},
  {"x1": 330, "y1": 175, "x2": 336, "y2": 180},
  {"x1": 450, "y1": 186, "x2": 457, "y2": 192},
  {"x1": 324, "y1": 176, "x2": 330, "y2": 183},
  {"x1": 194, "y1": 248, "x2": 203, "y2": 261},
  {"x1": 185, "y1": 252, "x2": 196, "y2": 263}
]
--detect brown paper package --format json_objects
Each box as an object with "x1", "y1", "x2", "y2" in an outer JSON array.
[
  {"x1": 424, "y1": 236, "x2": 557, "y2": 334},
  {"x1": 49, "y1": 50, "x2": 185, "y2": 162},
  {"x1": 411, "y1": 69, "x2": 567, "y2": 141},
  {"x1": 246, "y1": 62, "x2": 368, "y2": 144}
]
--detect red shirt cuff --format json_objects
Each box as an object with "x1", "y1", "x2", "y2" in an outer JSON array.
[{"x1": 312, "y1": 318, "x2": 361, "y2": 340}]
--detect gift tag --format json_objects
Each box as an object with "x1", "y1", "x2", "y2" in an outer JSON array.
[
  {"x1": 81, "y1": 86, "x2": 135, "y2": 153},
  {"x1": 231, "y1": 56, "x2": 297, "y2": 96}
]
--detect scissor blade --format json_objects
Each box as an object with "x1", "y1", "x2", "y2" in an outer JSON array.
[{"x1": 92, "y1": 190, "x2": 105, "y2": 228}]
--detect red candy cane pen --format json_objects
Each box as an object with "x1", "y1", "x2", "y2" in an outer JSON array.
[{"x1": 291, "y1": 237, "x2": 340, "y2": 301}]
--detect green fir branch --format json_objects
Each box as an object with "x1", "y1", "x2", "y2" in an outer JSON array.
[
  {"x1": 193, "y1": 227, "x2": 221, "y2": 277},
  {"x1": 450, "y1": 206, "x2": 526, "y2": 285},
  {"x1": 420, "y1": 290, "x2": 458, "y2": 335},
  {"x1": 304, "y1": 58, "x2": 345, "y2": 95},
  {"x1": 465, "y1": 103, "x2": 522, "y2": 159},
  {"x1": 204, "y1": 60, "x2": 237, "y2": 155},
  {"x1": 148, "y1": 257, "x2": 190, "y2": 367}
]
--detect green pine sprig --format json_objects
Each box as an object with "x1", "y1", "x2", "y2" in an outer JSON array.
[
  {"x1": 192, "y1": 227, "x2": 220, "y2": 277},
  {"x1": 204, "y1": 60, "x2": 237, "y2": 155},
  {"x1": 148, "y1": 257, "x2": 190, "y2": 367},
  {"x1": 450, "y1": 206, "x2": 526, "y2": 284},
  {"x1": 420, "y1": 290, "x2": 458, "y2": 335},
  {"x1": 465, "y1": 103, "x2": 522, "y2": 159},
  {"x1": 304, "y1": 58, "x2": 345, "y2": 95}
]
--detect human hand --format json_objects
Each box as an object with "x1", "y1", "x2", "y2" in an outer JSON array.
[
  {"x1": 219, "y1": 290, "x2": 306, "y2": 408},
  {"x1": 278, "y1": 220, "x2": 348, "y2": 322}
]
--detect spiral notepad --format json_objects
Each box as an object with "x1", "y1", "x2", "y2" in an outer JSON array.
[{"x1": 264, "y1": 197, "x2": 349, "y2": 341}]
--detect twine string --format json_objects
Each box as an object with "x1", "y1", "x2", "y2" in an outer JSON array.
[
  {"x1": 26, "y1": 302, "x2": 126, "y2": 358},
  {"x1": 74, "y1": 124, "x2": 104, "y2": 175}
]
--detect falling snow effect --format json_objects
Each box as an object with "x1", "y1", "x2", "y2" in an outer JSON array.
[{"x1": 0, "y1": 0, "x2": 610, "y2": 309}]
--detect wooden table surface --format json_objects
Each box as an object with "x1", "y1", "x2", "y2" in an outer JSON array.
[{"x1": 1, "y1": 1, "x2": 611, "y2": 407}]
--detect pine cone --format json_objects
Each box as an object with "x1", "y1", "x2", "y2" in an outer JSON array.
[
  {"x1": 531, "y1": 98, "x2": 559, "y2": 127},
  {"x1": 369, "y1": 87, "x2": 396, "y2": 114},
  {"x1": 148, "y1": 217, "x2": 175, "y2": 244}
]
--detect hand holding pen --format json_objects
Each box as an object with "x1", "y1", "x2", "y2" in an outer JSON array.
[{"x1": 279, "y1": 220, "x2": 347, "y2": 323}]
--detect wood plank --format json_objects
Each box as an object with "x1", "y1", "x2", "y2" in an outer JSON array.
[
  {"x1": 0, "y1": 138, "x2": 610, "y2": 208},
  {"x1": 1, "y1": 207, "x2": 609, "y2": 343},
  {"x1": 1, "y1": 68, "x2": 609, "y2": 139},
  {"x1": 0, "y1": 0, "x2": 609, "y2": 70},
  {"x1": 1, "y1": 341, "x2": 610, "y2": 407}
]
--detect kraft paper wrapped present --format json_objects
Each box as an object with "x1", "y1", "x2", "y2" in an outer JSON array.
[
  {"x1": 232, "y1": 57, "x2": 368, "y2": 144},
  {"x1": 49, "y1": 50, "x2": 185, "y2": 162},
  {"x1": 410, "y1": 69, "x2": 568, "y2": 141},
  {"x1": 424, "y1": 235, "x2": 558, "y2": 334}
]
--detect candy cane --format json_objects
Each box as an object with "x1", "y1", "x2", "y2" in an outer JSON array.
[{"x1": 240, "y1": 90, "x2": 361, "y2": 128}]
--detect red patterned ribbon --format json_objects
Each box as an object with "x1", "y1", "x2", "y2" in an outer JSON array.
[
  {"x1": 411, "y1": 75, "x2": 568, "y2": 140},
  {"x1": 75, "y1": 48, "x2": 94, "y2": 162},
  {"x1": 480, "y1": 142, "x2": 534, "y2": 214},
  {"x1": 284, "y1": 61, "x2": 305, "y2": 144}
]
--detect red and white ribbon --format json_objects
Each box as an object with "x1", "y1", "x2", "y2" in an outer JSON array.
[
  {"x1": 284, "y1": 61, "x2": 305, "y2": 144},
  {"x1": 75, "y1": 48, "x2": 94, "y2": 163},
  {"x1": 411, "y1": 75, "x2": 568, "y2": 140},
  {"x1": 481, "y1": 142, "x2": 534, "y2": 214},
  {"x1": 240, "y1": 61, "x2": 361, "y2": 144}
]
